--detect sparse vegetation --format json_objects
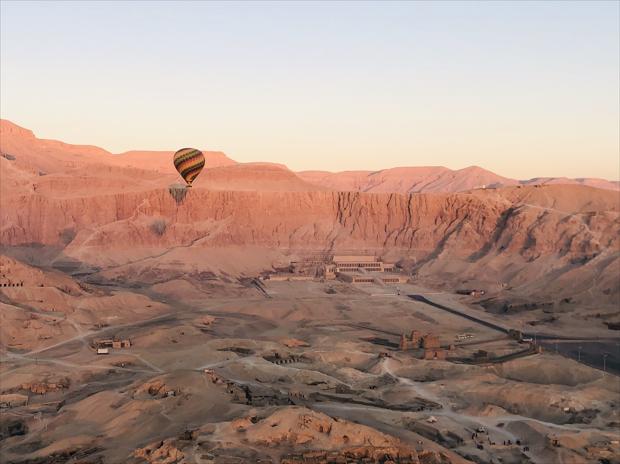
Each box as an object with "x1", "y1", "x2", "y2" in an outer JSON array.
[
  {"x1": 168, "y1": 184, "x2": 188, "y2": 204},
  {"x1": 150, "y1": 219, "x2": 167, "y2": 236}
]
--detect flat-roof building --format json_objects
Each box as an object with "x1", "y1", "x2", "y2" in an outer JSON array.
[
  {"x1": 262, "y1": 254, "x2": 397, "y2": 282},
  {"x1": 332, "y1": 255, "x2": 395, "y2": 273},
  {"x1": 337, "y1": 272, "x2": 407, "y2": 285},
  {"x1": 265, "y1": 274, "x2": 315, "y2": 282}
]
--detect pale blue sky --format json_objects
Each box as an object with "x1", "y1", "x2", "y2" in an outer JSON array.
[{"x1": 1, "y1": 1, "x2": 618, "y2": 179}]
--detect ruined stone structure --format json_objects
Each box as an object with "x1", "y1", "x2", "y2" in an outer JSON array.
[
  {"x1": 399, "y1": 334, "x2": 409, "y2": 351},
  {"x1": 268, "y1": 255, "x2": 399, "y2": 282},
  {"x1": 381, "y1": 275, "x2": 408, "y2": 284},
  {"x1": 265, "y1": 353, "x2": 307, "y2": 365},
  {"x1": 265, "y1": 274, "x2": 315, "y2": 282},
  {"x1": 332, "y1": 255, "x2": 395, "y2": 272},
  {"x1": 204, "y1": 369, "x2": 291, "y2": 406},
  {"x1": 19, "y1": 380, "x2": 69, "y2": 395},
  {"x1": 288, "y1": 389, "x2": 310, "y2": 401},
  {"x1": 399, "y1": 330, "x2": 440, "y2": 351},
  {"x1": 340, "y1": 274, "x2": 375, "y2": 284},
  {"x1": 204, "y1": 369, "x2": 247, "y2": 402},
  {"x1": 0, "y1": 281, "x2": 24, "y2": 287},
  {"x1": 94, "y1": 338, "x2": 131, "y2": 350},
  {"x1": 421, "y1": 334, "x2": 440, "y2": 349},
  {"x1": 134, "y1": 379, "x2": 178, "y2": 399},
  {"x1": 338, "y1": 272, "x2": 407, "y2": 284},
  {"x1": 322, "y1": 263, "x2": 337, "y2": 279}
]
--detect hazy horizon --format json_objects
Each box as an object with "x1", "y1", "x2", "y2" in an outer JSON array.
[{"x1": 1, "y1": 1, "x2": 618, "y2": 179}]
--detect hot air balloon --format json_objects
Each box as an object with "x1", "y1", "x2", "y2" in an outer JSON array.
[{"x1": 173, "y1": 148, "x2": 205, "y2": 187}]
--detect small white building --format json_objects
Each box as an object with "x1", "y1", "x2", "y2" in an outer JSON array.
[{"x1": 97, "y1": 348, "x2": 110, "y2": 355}]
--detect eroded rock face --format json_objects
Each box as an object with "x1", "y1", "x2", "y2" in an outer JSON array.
[
  {"x1": 3, "y1": 187, "x2": 617, "y2": 268},
  {"x1": 133, "y1": 439, "x2": 184, "y2": 464},
  {"x1": 134, "y1": 379, "x2": 177, "y2": 399},
  {"x1": 131, "y1": 407, "x2": 458, "y2": 463},
  {"x1": 2, "y1": 118, "x2": 619, "y2": 281},
  {"x1": 275, "y1": 408, "x2": 395, "y2": 448},
  {"x1": 2, "y1": 118, "x2": 619, "y2": 305},
  {"x1": 0, "y1": 256, "x2": 83, "y2": 294},
  {"x1": 281, "y1": 448, "x2": 453, "y2": 464},
  {"x1": 281, "y1": 446, "x2": 421, "y2": 463}
]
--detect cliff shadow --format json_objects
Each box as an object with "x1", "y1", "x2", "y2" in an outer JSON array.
[{"x1": 467, "y1": 207, "x2": 517, "y2": 262}]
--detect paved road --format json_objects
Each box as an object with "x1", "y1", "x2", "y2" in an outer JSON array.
[
  {"x1": 19, "y1": 313, "x2": 176, "y2": 357},
  {"x1": 409, "y1": 294, "x2": 620, "y2": 376},
  {"x1": 409, "y1": 295, "x2": 509, "y2": 334},
  {"x1": 410, "y1": 295, "x2": 620, "y2": 342}
]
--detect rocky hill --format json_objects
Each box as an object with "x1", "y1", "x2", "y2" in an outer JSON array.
[{"x1": 1, "y1": 120, "x2": 618, "y2": 309}]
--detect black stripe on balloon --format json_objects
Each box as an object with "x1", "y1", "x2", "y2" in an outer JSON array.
[
  {"x1": 181, "y1": 162, "x2": 205, "y2": 176},
  {"x1": 174, "y1": 151, "x2": 201, "y2": 167},
  {"x1": 181, "y1": 162, "x2": 205, "y2": 179}
]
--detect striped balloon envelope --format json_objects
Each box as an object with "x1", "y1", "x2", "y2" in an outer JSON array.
[{"x1": 173, "y1": 148, "x2": 205, "y2": 187}]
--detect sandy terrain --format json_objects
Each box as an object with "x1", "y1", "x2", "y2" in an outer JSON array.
[
  {"x1": 1, "y1": 274, "x2": 618, "y2": 464},
  {"x1": 1, "y1": 120, "x2": 619, "y2": 463}
]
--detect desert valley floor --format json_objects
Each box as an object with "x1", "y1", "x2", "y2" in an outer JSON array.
[
  {"x1": 1, "y1": 266, "x2": 619, "y2": 464},
  {"x1": 1, "y1": 119, "x2": 619, "y2": 463}
]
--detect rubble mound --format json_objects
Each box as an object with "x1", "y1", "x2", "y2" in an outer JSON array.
[
  {"x1": 281, "y1": 447, "x2": 454, "y2": 464},
  {"x1": 133, "y1": 438, "x2": 184, "y2": 464},
  {"x1": 281, "y1": 446, "x2": 421, "y2": 463},
  {"x1": 195, "y1": 315, "x2": 216, "y2": 327},
  {"x1": 233, "y1": 406, "x2": 405, "y2": 449},
  {"x1": 209, "y1": 407, "x2": 455, "y2": 463},
  {"x1": 19, "y1": 379, "x2": 69, "y2": 395},
  {"x1": 131, "y1": 407, "x2": 455, "y2": 463},
  {"x1": 134, "y1": 379, "x2": 177, "y2": 399}
]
